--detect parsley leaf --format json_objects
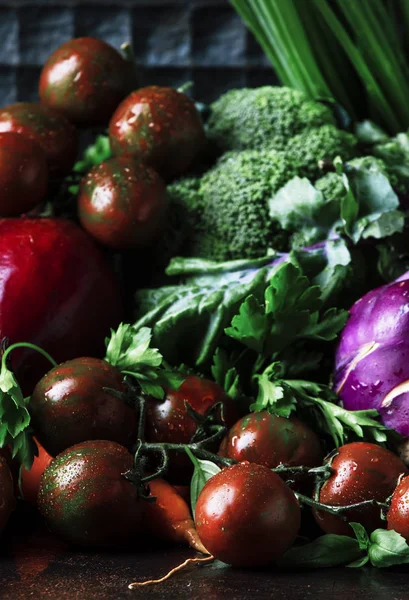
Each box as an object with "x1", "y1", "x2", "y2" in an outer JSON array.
[
  {"x1": 225, "y1": 262, "x2": 347, "y2": 358},
  {"x1": 67, "y1": 135, "x2": 112, "y2": 195},
  {"x1": 0, "y1": 361, "x2": 35, "y2": 470},
  {"x1": 105, "y1": 324, "x2": 183, "y2": 399}
]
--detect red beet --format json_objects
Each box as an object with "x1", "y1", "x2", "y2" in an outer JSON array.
[{"x1": 0, "y1": 218, "x2": 122, "y2": 391}]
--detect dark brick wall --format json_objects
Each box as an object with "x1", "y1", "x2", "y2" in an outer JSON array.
[{"x1": 0, "y1": 0, "x2": 277, "y2": 105}]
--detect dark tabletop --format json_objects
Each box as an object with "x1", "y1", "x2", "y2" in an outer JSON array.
[{"x1": 1, "y1": 508, "x2": 409, "y2": 600}]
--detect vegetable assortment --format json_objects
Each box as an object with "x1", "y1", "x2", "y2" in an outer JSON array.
[{"x1": 3, "y1": 29, "x2": 409, "y2": 591}]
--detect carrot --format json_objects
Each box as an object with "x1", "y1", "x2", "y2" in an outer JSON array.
[
  {"x1": 21, "y1": 438, "x2": 53, "y2": 505},
  {"x1": 145, "y1": 478, "x2": 208, "y2": 554}
]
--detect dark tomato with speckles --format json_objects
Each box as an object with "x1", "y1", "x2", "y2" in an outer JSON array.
[
  {"x1": 0, "y1": 456, "x2": 15, "y2": 534},
  {"x1": 387, "y1": 476, "x2": 409, "y2": 540},
  {"x1": 39, "y1": 37, "x2": 137, "y2": 126},
  {"x1": 219, "y1": 412, "x2": 323, "y2": 477},
  {"x1": 38, "y1": 440, "x2": 143, "y2": 547},
  {"x1": 30, "y1": 357, "x2": 137, "y2": 456},
  {"x1": 195, "y1": 462, "x2": 300, "y2": 567},
  {"x1": 0, "y1": 103, "x2": 77, "y2": 177},
  {"x1": 145, "y1": 375, "x2": 237, "y2": 484},
  {"x1": 314, "y1": 442, "x2": 407, "y2": 536},
  {"x1": 78, "y1": 156, "x2": 167, "y2": 249},
  {"x1": 0, "y1": 132, "x2": 48, "y2": 216},
  {"x1": 109, "y1": 86, "x2": 206, "y2": 180}
]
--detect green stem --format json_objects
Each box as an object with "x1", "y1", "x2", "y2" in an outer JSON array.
[
  {"x1": 2, "y1": 342, "x2": 57, "y2": 370},
  {"x1": 143, "y1": 441, "x2": 235, "y2": 469},
  {"x1": 296, "y1": 491, "x2": 389, "y2": 520}
]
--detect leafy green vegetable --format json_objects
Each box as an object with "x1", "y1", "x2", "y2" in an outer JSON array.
[
  {"x1": 104, "y1": 324, "x2": 183, "y2": 399},
  {"x1": 67, "y1": 135, "x2": 111, "y2": 195},
  {"x1": 134, "y1": 242, "x2": 354, "y2": 369},
  {"x1": 279, "y1": 534, "x2": 363, "y2": 568},
  {"x1": 279, "y1": 523, "x2": 409, "y2": 570},
  {"x1": 185, "y1": 448, "x2": 220, "y2": 517},
  {"x1": 0, "y1": 360, "x2": 35, "y2": 470},
  {"x1": 368, "y1": 529, "x2": 409, "y2": 568}
]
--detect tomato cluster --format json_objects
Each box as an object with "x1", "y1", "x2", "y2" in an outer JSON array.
[
  {"x1": 2, "y1": 346, "x2": 409, "y2": 571},
  {"x1": 0, "y1": 36, "x2": 205, "y2": 251}
]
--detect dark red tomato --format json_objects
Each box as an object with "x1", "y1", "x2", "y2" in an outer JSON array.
[
  {"x1": 38, "y1": 440, "x2": 143, "y2": 547},
  {"x1": 39, "y1": 37, "x2": 137, "y2": 126},
  {"x1": 78, "y1": 157, "x2": 167, "y2": 249},
  {"x1": 0, "y1": 218, "x2": 122, "y2": 393},
  {"x1": 30, "y1": 358, "x2": 137, "y2": 456},
  {"x1": 109, "y1": 86, "x2": 206, "y2": 180},
  {"x1": 219, "y1": 411, "x2": 323, "y2": 474},
  {"x1": 145, "y1": 375, "x2": 237, "y2": 484},
  {"x1": 21, "y1": 438, "x2": 53, "y2": 505},
  {"x1": 315, "y1": 442, "x2": 407, "y2": 536},
  {"x1": 387, "y1": 475, "x2": 409, "y2": 540},
  {"x1": 0, "y1": 103, "x2": 77, "y2": 177},
  {"x1": 195, "y1": 462, "x2": 300, "y2": 567},
  {"x1": 0, "y1": 456, "x2": 15, "y2": 534},
  {"x1": 0, "y1": 132, "x2": 48, "y2": 216}
]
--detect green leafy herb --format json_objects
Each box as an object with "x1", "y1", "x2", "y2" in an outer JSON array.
[
  {"x1": 225, "y1": 262, "x2": 346, "y2": 358},
  {"x1": 368, "y1": 529, "x2": 409, "y2": 568},
  {"x1": 105, "y1": 324, "x2": 183, "y2": 399},
  {"x1": 185, "y1": 448, "x2": 220, "y2": 517},
  {"x1": 0, "y1": 360, "x2": 35, "y2": 470},
  {"x1": 279, "y1": 534, "x2": 363, "y2": 568},
  {"x1": 211, "y1": 348, "x2": 241, "y2": 401},
  {"x1": 279, "y1": 523, "x2": 409, "y2": 570},
  {"x1": 67, "y1": 135, "x2": 111, "y2": 195}
]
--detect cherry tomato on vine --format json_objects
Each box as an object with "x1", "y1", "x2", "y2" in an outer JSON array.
[
  {"x1": 314, "y1": 442, "x2": 407, "y2": 536},
  {"x1": 219, "y1": 411, "x2": 323, "y2": 476},
  {"x1": 195, "y1": 462, "x2": 300, "y2": 567},
  {"x1": 0, "y1": 103, "x2": 77, "y2": 178},
  {"x1": 386, "y1": 475, "x2": 409, "y2": 540},
  {"x1": 39, "y1": 37, "x2": 137, "y2": 126},
  {"x1": 21, "y1": 438, "x2": 53, "y2": 505},
  {"x1": 38, "y1": 440, "x2": 143, "y2": 547},
  {"x1": 30, "y1": 357, "x2": 137, "y2": 456},
  {"x1": 78, "y1": 156, "x2": 167, "y2": 250},
  {"x1": 145, "y1": 375, "x2": 237, "y2": 484},
  {"x1": 0, "y1": 456, "x2": 15, "y2": 534},
  {"x1": 0, "y1": 132, "x2": 48, "y2": 216},
  {"x1": 109, "y1": 86, "x2": 206, "y2": 180}
]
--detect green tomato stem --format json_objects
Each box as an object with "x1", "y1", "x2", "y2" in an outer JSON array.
[
  {"x1": 1, "y1": 342, "x2": 57, "y2": 370},
  {"x1": 295, "y1": 491, "x2": 388, "y2": 520},
  {"x1": 142, "y1": 441, "x2": 235, "y2": 469}
]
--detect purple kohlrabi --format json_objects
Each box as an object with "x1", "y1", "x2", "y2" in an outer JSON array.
[{"x1": 334, "y1": 271, "x2": 409, "y2": 436}]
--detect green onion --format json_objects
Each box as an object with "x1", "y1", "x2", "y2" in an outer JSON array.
[{"x1": 231, "y1": 0, "x2": 409, "y2": 133}]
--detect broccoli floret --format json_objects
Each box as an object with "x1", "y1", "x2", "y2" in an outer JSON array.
[
  {"x1": 167, "y1": 176, "x2": 204, "y2": 217},
  {"x1": 207, "y1": 86, "x2": 335, "y2": 152},
  {"x1": 285, "y1": 125, "x2": 359, "y2": 180},
  {"x1": 187, "y1": 149, "x2": 297, "y2": 261}
]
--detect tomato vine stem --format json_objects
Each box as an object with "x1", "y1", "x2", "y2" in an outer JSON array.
[{"x1": 295, "y1": 491, "x2": 389, "y2": 520}]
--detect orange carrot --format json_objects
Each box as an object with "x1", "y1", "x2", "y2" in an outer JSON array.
[{"x1": 145, "y1": 478, "x2": 208, "y2": 554}]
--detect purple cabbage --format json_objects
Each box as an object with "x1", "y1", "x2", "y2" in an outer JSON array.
[{"x1": 334, "y1": 271, "x2": 409, "y2": 435}]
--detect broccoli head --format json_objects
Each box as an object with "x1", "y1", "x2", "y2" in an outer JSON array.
[
  {"x1": 187, "y1": 149, "x2": 297, "y2": 260},
  {"x1": 285, "y1": 125, "x2": 359, "y2": 180},
  {"x1": 207, "y1": 86, "x2": 335, "y2": 152}
]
